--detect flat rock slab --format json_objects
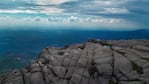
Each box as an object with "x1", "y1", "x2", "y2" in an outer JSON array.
[{"x1": 0, "y1": 39, "x2": 149, "y2": 84}]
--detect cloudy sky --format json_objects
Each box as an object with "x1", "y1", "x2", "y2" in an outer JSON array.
[{"x1": 0, "y1": 0, "x2": 148, "y2": 30}]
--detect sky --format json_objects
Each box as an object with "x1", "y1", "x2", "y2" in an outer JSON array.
[{"x1": 0, "y1": 0, "x2": 148, "y2": 30}]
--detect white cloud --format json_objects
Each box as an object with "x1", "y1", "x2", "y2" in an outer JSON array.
[
  {"x1": 80, "y1": 0, "x2": 126, "y2": 9},
  {"x1": 81, "y1": 0, "x2": 124, "y2": 7},
  {"x1": 103, "y1": 8, "x2": 129, "y2": 14},
  {"x1": 26, "y1": 0, "x2": 75, "y2": 5},
  {"x1": 39, "y1": 7, "x2": 64, "y2": 14},
  {"x1": 0, "y1": 15, "x2": 138, "y2": 30},
  {"x1": 79, "y1": 0, "x2": 132, "y2": 14},
  {"x1": 0, "y1": 16, "x2": 9, "y2": 21},
  {"x1": 0, "y1": 0, "x2": 134, "y2": 15},
  {"x1": 0, "y1": 7, "x2": 63, "y2": 14},
  {"x1": 27, "y1": 16, "x2": 126, "y2": 25},
  {"x1": 68, "y1": 16, "x2": 80, "y2": 22},
  {"x1": 0, "y1": 9, "x2": 36, "y2": 14},
  {"x1": 47, "y1": 17, "x2": 65, "y2": 22},
  {"x1": 65, "y1": 16, "x2": 122, "y2": 24}
]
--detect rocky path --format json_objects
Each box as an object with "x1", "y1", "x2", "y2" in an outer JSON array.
[{"x1": 0, "y1": 39, "x2": 149, "y2": 84}]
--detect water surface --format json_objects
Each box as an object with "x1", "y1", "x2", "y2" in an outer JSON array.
[{"x1": 0, "y1": 29, "x2": 149, "y2": 73}]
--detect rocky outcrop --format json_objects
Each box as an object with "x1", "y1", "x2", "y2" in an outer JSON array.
[{"x1": 0, "y1": 39, "x2": 149, "y2": 84}]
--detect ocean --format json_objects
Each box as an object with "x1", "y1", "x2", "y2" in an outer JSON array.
[{"x1": 0, "y1": 29, "x2": 149, "y2": 73}]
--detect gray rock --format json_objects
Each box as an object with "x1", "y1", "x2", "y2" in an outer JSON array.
[
  {"x1": 25, "y1": 72, "x2": 45, "y2": 84},
  {"x1": 29, "y1": 62, "x2": 41, "y2": 72},
  {"x1": 0, "y1": 39, "x2": 149, "y2": 84},
  {"x1": 143, "y1": 68, "x2": 149, "y2": 77},
  {"x1": 53, "y1": 66, "x2": 66, "y2": 78},
  {"x1": 133, "y1": 45, "x2": 149, "y2": 51}
]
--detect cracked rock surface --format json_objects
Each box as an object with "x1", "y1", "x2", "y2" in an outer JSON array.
[{"x1": 0, "y1": 39, "x2": 149, "y2": 84}]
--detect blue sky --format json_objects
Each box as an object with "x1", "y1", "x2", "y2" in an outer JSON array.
[{"x1": 0, "y1": 0, "x2": 148, "y2": 30}]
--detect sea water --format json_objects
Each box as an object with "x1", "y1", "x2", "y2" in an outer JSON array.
[{"x1": 0, "y1": 29, "x2": 149, "y2": 73}]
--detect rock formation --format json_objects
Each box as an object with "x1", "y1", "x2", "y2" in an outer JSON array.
[{"x1": 0, "y1": 39, "x2": 149, "y2": 84}]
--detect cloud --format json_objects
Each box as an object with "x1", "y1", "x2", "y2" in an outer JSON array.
[
  {"x1": 47, "y1": 17, "x2": 64, "y2": 22},
  {"x1": 0, "y1": 16, "x2": 9, "y2": 21},
  {"x1": 0, "y1": 7, "x2": 63, "y2": 14},
  {"x1": 34, "y1": 16, "x2": 41, "y2": 22},
  {"x1": 68, "y1": 16, "x2": 80, "y2": 22},
  {"x1": 0, "y1": 15, "x2": 138, "y2": 30},
  {"x1": 60, "y1": 0, "x2": 132, "y2": 15},
  {"x1": 0, "y1": 0, "x2": 132, "y2": 15},
  {"x1": 0, "y1": 0, "x2": 148, "y2": 30},
  {"x1": 39, "y1": 7, "x2": 64, "y2": 14},
  {"x1": 25, "y1": 0, "x2": 76, "y2": 5},
  {"x1": 0, "y1": 0, "x2": 146, "y2": 15},
  {"x1": 103, "y1": 8, "x2": 129, "y2": 14},
  {"x1": 0, "y1": 9, "x2": 36, "y2": 14}
]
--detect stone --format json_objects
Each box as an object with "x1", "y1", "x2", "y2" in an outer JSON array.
[
  {"x1": 53, "y1": 66, "x2": 66, "y2": 78},
  {"x1": 97, "y1": 64, "x2": 112, "y2": 75},
  {"x1": 133, "y1": 45, "x2": 149, "y2": 51},
  {"x1": 114, "y1": 52, "x2": 133, "y2": 74},
  {"x1": 0, "y1": 39, "x2": 149, "y2": 84},
  {"x1": 29, "y1": 62, "x2": 41, "y2": 72},
  {"x1": 58, "y1": 51, "x2": 64, "y2": 55},
  {"x1": 25, "y1": 72, "x2": 45, "y2": 84},
  {"x1": 143, "y1": 68, "x2": 149, "y2": 77}
]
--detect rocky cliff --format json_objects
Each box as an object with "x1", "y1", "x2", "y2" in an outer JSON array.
[{"x1": 0, "y1": 39, "x2": 149, "y2": 84}]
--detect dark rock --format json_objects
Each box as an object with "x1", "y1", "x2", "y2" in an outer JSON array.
[
  {"x1": 58, "y1": 51, "x2": 64, "y2": 55},
  {"x1": 64, "y1": 45, "x2": 69, "y2": 49},
  {"x1": 88, "y1": 38, "x2": 97, "y2": 43},
  {"x1": 78, "y1": 44, "x2": 85, "y2": 49}
]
